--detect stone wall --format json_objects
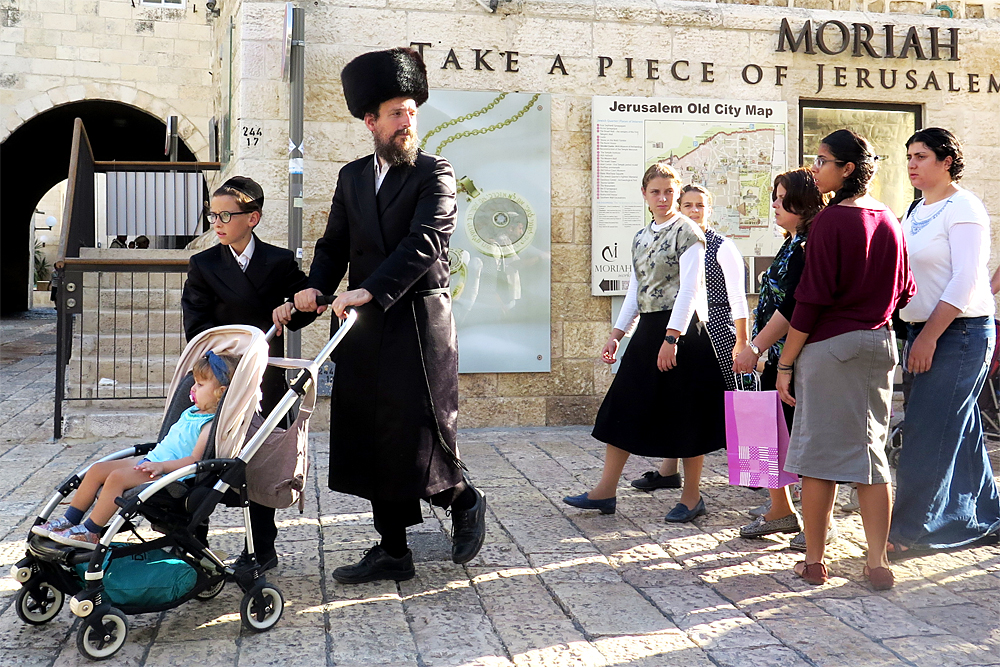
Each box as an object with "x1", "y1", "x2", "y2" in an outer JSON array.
[
  {"x1": 219, "y1": 0, "x2": 999, "y2": 428},
  {"x1": 0, "y1": 0, "x2": 215, "y2": 160},
  {"x1": 6, "y1": 0, "x2": 997, "y2": 431}
]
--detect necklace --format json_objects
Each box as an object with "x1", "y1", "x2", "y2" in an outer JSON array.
[
  {"x1": 420, "y1": 93, "x2": 544, "y2": 298},
  {"x1": 909, "y1": 196, "x2": 953, "y2": 235},
  {"x1": 420, "y1": 93, "x2": 508, "y2": 151},
  {"x1": 422, "y1": 94, "x2": 541, "y2": 156}
]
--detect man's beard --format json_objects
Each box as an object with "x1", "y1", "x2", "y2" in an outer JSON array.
[{"x1": 374, "y1": 128, "x2": 418, "y2": 167}]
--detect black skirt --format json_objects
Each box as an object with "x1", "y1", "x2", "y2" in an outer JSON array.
[{"x1": 592, "y1": 310, "x2": 727, "y2": 458}]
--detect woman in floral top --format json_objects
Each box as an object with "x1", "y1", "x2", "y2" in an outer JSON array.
[{"x1": 733, "y1": 168, "x2": 823, "y2": 542}]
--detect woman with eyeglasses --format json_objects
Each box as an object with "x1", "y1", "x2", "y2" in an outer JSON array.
[
  {"x1": 181, "y1": 176, "x2": 309, "y2": 574},
  {"x1": 774, "y1": 130, "x2": 915, "y2": 590},
  {"x1": 890, "y1": 128, "x2": 1000, "y2": 558}
]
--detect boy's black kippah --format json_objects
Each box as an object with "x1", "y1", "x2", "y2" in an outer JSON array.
[{"x1": 221, "y1": 176, "x2": 264, "y2": 207}]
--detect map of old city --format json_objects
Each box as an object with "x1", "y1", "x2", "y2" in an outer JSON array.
[{"x1": 645, "y1": 121, "x2": 787, "y2": 257}]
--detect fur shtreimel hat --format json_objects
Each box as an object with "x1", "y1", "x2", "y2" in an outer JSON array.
[{"x1": 341, "y1": 47, "x2": 429, "y2": 120}]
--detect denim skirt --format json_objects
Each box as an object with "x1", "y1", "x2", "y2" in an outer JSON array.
[
  {"x1": 784, "y1": 327, "x2": 896, "y2": 484},
  {"x1": 890, "y1": 316, "x2": 1000, "y2": 549}
]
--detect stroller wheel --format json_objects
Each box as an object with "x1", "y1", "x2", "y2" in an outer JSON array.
[
  {"x1": 887, "y1": 426, "x2": 903, "y2": 468},
  {"x1": 16, "y1": 582, "x2": 64, "y2": 625},
  {"x1": 76, "y1": 607, "x2": 128, "y2": 661},
  {"x1": 239, "y1": 582, "x2": 284, "y2": 632},
  {"x1": 195, "y1": 576, "x2": 226, "y2": 601},
  {"x1": 888, "y1": 445, "x2": 901, "y2": 468}
]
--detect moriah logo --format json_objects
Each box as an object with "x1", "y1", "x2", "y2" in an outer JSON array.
[{"x1": 601, "y1": 243, "x2": 618, "y2": 262}]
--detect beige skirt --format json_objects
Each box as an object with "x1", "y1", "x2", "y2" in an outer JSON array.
[{"x1": 784, "y1": 327, "x2": 896, "y2": 484}]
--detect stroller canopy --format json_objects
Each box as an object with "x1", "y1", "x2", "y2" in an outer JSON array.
[{"x1": 164, "y1": 325, "x2": 270, "y2": 459}]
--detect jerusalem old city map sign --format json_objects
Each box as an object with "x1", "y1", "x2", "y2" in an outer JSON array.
[{"x1": 591, "y1": 96, "x2": 788, "y2": 296}]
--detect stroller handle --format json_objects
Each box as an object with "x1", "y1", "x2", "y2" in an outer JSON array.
[{"x1": 263, "y1": 294, "x2": 342, "y2": 344}]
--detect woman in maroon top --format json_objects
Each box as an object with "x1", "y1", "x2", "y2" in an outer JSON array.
[{"x1": 775, "y1": 130, "x2": 915, "y2": 590}]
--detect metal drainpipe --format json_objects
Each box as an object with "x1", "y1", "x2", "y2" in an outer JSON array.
[{"x1": 287, "y1": 5, "x2": 305, "y2": 359}]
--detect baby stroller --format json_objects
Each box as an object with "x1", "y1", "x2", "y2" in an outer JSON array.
[
  {"x1": 976, "y1": 321, "x2": 1000, "y2": 438},
  {"x1": 10, "y1": 309, "x2": 356, "y2": 660},
  {"x1": 884, "y1": 320, "x2": 1000, "y2": 467}
]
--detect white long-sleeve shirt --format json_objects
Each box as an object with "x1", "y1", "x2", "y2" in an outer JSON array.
[{"x1": 715, "y1": 235, "x2": 749, "y2": 321}]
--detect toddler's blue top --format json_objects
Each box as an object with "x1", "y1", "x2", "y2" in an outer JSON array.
[{"x1": 146, "y1": 406, "x2": 215, "y2": 464}]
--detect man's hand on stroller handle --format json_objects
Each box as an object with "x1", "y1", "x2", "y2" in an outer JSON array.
[
  {"x1": 273, "y1": 288, "x2": 371, "y2": 333},
  {"x1": 329, "y1": 289, "x2": 372, "y2": 319},
  {"x1": 272, "y1": 289, "x2": 323, "y2": 335}
]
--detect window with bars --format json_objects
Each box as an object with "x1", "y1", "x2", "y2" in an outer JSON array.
[{"x1": 140, "y1": 0, "x2": 186, "y2": 7}]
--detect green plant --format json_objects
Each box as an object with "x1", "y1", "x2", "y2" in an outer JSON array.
[{"x1": 34, "y1": 241, "x2": 50, "y2": 284}]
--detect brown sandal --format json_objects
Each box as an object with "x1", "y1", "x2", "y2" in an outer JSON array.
[
  {"x1": 864, "y1": 565, "x2": 895, "y2": 590},
  {"x1": 794, "y1": 560, "x2": 828, "y2": 585}
]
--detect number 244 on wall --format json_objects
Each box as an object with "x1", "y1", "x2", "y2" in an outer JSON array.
[{"x1": 242, "y1": 126, "x2": 262, "y2": 146}]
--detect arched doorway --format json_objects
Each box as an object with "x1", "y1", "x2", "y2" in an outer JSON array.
[{"x1": 0, "y1": 100, "x2": 198, "y2": 314}]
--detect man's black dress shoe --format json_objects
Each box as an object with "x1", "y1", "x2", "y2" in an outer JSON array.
[
  {"x1": 451, "y1": 488, "x2": 487, "y2": 564},
  {"x1": 332, "y1": 545, "x2": 415, "y2": 584}
]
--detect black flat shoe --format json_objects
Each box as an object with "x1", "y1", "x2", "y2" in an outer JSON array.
[
  {"x1": 562, "y1": 492, "x2": 616, "y2": 514},
  {"x1": 451, "y1": 488, "x2": 487, "y2": 564},
  {"x1": 664, "y1": 498, "x2": 707, "y2": 523},
  {"x1": 630, "y1": 471, "x2": 682, "y2": 491},
  {"x1": 332, "y1": 545, "x2": 415, "y2": 584}
]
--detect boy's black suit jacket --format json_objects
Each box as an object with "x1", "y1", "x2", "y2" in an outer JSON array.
[{"x1": 181, "y1": 233, "x2": 308, "y2": 413}]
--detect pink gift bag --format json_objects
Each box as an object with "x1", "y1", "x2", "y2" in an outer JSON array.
[{"x1": 724, "y1": 389, "x2": 798, "y2": 489}]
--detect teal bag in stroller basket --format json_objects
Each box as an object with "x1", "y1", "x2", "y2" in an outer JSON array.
[{"x1": 74, "y1": 547, "x2": 197, "y2": 607}]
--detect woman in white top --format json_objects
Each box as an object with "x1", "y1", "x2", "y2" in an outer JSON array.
[
  {"x1": 563, "y1": 162, "x2": 726, "y2": 522},
  {"x1": 891, "y1": 127, "x2": 1000, "y2": 556},
  {"x1": 631, "y1": 184, "x2": 750, "y2": 492}
]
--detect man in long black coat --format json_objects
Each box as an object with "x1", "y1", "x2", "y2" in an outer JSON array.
[
  {"x1": 273, "y1": 47, "x2": 486, "y2": 583},
  {"x1": 182, "y1": 176, "x2": 309, "y2": 572}
]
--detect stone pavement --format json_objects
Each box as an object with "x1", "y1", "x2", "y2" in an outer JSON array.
[
  {"x1": 0, "y1": 309, "x2": 58, "y2": 446},
  {"x1": 0, "y1": 424, "x2": 998, "y2": 667},
  {"x1": 1, "y1": 311, "x2": 999, "y2": 666}
]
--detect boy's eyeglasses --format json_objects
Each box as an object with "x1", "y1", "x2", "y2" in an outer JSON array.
[{"x1": 206, "y1": 211, "x2": 251, "y2": 223}]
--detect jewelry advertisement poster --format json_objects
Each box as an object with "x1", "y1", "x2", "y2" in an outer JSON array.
[
  {"x1": 591, "y1": 96, "x2": 788, "y2": 296},
  {"x1": 420, "y1": 90, "x2": 552, "y2": 373}
]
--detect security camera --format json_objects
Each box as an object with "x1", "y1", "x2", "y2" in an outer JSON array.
[
  {"x1": 474, "y1": 0, "x2": 519, "y2": 13},
  {"x1": 205, "y1": 0, "x2": 220, "y2": 16}
]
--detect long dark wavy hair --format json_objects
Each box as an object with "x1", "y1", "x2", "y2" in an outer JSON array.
[
  {"x1": 773, "y1": 168, "x2": 823, "y2": 237},
  {"x1": 821, "y1": 129, "x2": 878, "y2": 206}
]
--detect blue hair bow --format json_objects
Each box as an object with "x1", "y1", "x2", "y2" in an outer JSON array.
[{"x1": 204, "y1": 351, "x2": 231, "y2": 386}]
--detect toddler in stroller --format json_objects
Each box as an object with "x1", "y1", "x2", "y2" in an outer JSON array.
[
  {"x1": 10, "y1": 315, "x2": 355, "y2": 660},
  {"x1": 33, "y1": 352, "x2": 239, "y2": 549}
]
